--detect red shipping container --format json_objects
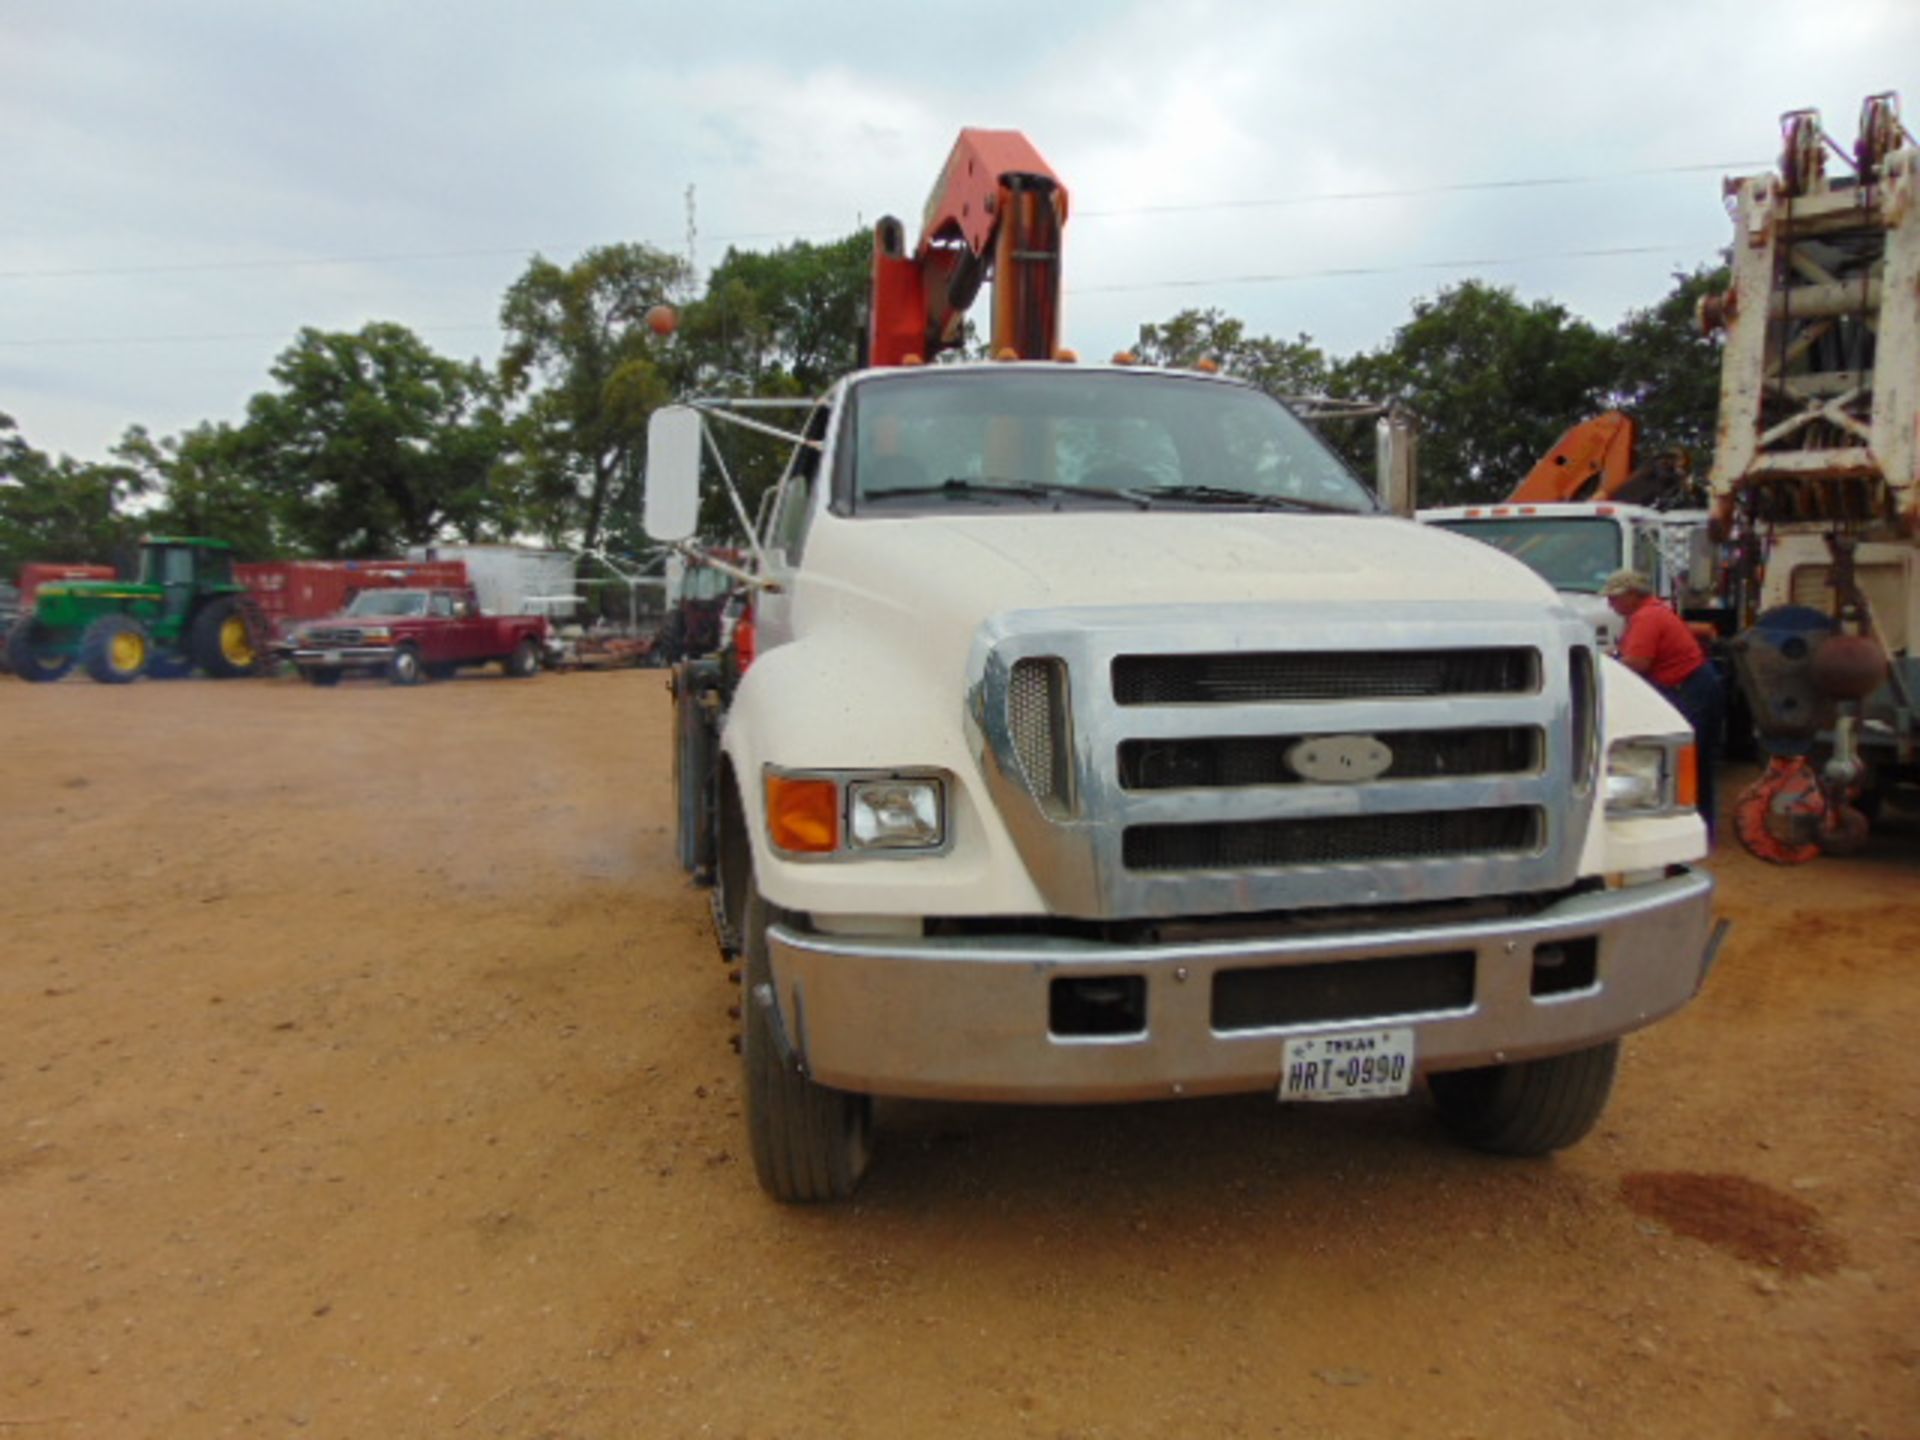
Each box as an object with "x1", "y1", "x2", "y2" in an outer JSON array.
[
  {"x1": 239, "y1": 560, "x2": 470, "y2": 635},
  {"x1": 19, "y1": 563, "x2": 116, "y2": 604}
]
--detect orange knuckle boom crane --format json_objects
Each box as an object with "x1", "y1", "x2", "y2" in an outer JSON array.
[{"x1": 867, "y1": 129, "x2": 1069, "y2": 367}]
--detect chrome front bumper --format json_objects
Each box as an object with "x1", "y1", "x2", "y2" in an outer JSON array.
[
  {"x1": 765, "y1": 870, "x2": 1719, "y2": 1103},
  {"x1": 291, "y1": 646, "x2": 395, "y2": 667}
]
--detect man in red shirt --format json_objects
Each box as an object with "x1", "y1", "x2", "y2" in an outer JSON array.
[{"x1": 1604, "y1": 569, "x2": 1724, "y2": 839}]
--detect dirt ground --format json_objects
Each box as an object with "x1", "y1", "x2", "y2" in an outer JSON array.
[{"x1": 3, "y1": 669, "x2": 1917, "y2": 1440}]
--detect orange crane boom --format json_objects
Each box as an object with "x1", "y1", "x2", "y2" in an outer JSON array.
[
  {"x1": 867, "y1": 129, "x2": 1069, "y2": 367},
  {"x1": 1507, "y1": 412, "x2": 1640, "y2": 503}
]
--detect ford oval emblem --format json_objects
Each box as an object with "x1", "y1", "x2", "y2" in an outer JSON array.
[{"x1": 1287, "y1": 734, "x2": 1394, "y2": 783}]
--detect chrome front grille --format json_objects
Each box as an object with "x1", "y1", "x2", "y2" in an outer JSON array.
[
  {"x1": 303, "y1": 627, "x2": 364, "y2": 646},
  {"x1": 1111, "y1": 648, "x2": 1537, "y2": 704},
  {"x1": 1117, "y1": 727, "x2": 1541, "y2": 790},
  {"x1": 968, "y1": 600, "x2": 1596, "y2": 920}
]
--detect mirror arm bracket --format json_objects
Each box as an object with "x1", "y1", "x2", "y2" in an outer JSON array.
[{"x1": 670, "y1": 542, "x2": 783, "y2": 594}]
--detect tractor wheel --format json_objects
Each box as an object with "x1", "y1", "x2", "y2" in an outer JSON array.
[
  {"x1": 504, "y1": 638, "x2": 541, "y2": 679},
  {"x1": 300, "y1": 667, "x2": 342, "y2": 687},
  {"x1": 6, "y1": 619, "x2": 73, "y2": 682},
  {"x1": 388, "y1": 645, "x2": 424, "y2": 686},
  {"x1": 80, "y1": 614, "x2": 152, "y2": 684},
  {"x1": 190, "y1": 598, "x2": 262, "y2": 678}
]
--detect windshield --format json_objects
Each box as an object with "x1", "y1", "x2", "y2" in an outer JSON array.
[
  {"x1": 1431, "y1": 517, "x2": 1623, "y2": 593},
  {"x1": 346, "y1": 590, "x2": 430, "y2": 617},
  {"x1": 847, "y1": 370, "x2": 1377, "y2": 515}
]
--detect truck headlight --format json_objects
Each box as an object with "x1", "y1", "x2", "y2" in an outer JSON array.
[
  {"x1": 765, "y1": 767, "x2": 949, "y2": 857},
  {"x1": 848, "y1": 779, "x2": 945, "y2": 850},
  {"x1": 1605, "y1": 738, "x2": 1696, "y2": 817}
]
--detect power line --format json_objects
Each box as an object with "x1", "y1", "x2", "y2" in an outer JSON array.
[
  {"x1": 1074, "y1": 160, "x2": 1768, "y2": 218},
  {"x1": 1074, "y1": 242, "x2": 1710, "y2": 296},
  {"x1": 0, "y1": 322, "x2": 502, "y2": 350},
  {"x1": 0, "y1": 239, "x2": 1718, "y2": 350},
  {"x1": 0, "y1": 158, "x2": 1766, "y2": 284}
]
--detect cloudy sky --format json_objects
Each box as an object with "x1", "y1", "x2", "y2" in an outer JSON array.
[{"x1": 4, "y1": 0, "x2": 1913, "y2": 465}]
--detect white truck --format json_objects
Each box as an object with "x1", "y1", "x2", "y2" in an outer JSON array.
[
  {"x1": 1418, "y1": 500, "x2": 1719, "y2": 647},
  {"x1": 643, "y1": 131, "x2": 1720, "y2": 1201},
  {"x1": 647, "y1": 362, "x2": 1721, "y2": 1201}
]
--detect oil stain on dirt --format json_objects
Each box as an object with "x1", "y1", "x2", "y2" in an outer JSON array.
[{"x1": 1620, "y1": 1170, "x2": 1844, "y2": 1276}]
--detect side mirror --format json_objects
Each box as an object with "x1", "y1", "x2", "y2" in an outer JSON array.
[{"x1": 644, "y1": 406, "x2": 704, "y2": 542}]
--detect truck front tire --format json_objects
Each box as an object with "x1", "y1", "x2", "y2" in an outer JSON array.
[
  {"x1": 741, "y1": 871, "x2": 874, "y2": 1203},
  {"x1": 1428, "y1": 1039, "x2": 1620, "y2": 1157}
]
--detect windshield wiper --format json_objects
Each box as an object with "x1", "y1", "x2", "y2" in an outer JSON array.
[
  {"x1": 1134, "y1": 483, "x2": 1362, "y2": 514},
  {"x1": 864, "y1": 477, "x2": 1151, "y2": 510}
]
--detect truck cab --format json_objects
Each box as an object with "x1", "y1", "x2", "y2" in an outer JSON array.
[
  {"x1": 654, "y1": 361, "x2": 1720, "y2": 1202},
  {"x1": 1418, "y1": 501, "x2": 1719, "y2": 646}
]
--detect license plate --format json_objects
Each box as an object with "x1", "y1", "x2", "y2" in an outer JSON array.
[
  {"x1": 1278, "y1": 1028, "x2": 1415, "y2": 1102},
  {"x1": 322, "y1": 650, "x2": 342, "y2": 663}
]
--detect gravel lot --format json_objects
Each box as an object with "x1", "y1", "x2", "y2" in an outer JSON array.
[{"x1": 3, "y1": 670, "x2": 1917, "y2": 1438}]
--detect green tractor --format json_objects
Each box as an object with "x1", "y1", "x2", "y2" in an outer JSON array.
[{"x1": 7, "y1": 537, "x2": 267, "y2": 684}]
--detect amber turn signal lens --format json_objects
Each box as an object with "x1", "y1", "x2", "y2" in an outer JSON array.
[
  {"x1": 1674, "y1": 745, "x2": 1699, "y2": 809},
  {"x1": 766, "y1": 774, "x2": 839, "y2": 853}
]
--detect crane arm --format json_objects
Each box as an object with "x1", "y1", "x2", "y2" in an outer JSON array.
[
  {"x1": 1507, "y1": 412, "x2": 1640, "y2": 504},
  {"x1": 868, "y1": 129, "x2": 1069, "y2": 367}
]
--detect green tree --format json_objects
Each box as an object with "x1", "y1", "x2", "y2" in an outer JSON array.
[
  {"x1": 663, "y1": 232, "x2": 868, "y2": 540},
  {"x1": 115, "y1": 423, "x2": 284, "y2": 559},
  {"x1": 1336, "y1": 281, "x2": 1620, "y2": 506},
  {"x1": 243, "y1": 324, "x2": 511, "y2": 557},
  {"x1": 1611, "y1": 261, "x2": 1731, "y2": 468},
  {"x1": 0, "y1": 413, "x2": 149, "y2": 575},
  {"x1": 499, "y1": 243, "x2": 689, "y2": 551},
  {"x1": 1134, "y1": 308, "x2": 1332, "y2": 398},
  {"x1": 678, "y1": 232, "x2": 868, "y2": 394}
]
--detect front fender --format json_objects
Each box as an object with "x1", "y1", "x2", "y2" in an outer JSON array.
[
  {"x1": 719, "y1": 633, "x2": 1047, "y2": 919},
  {"x1": 1577, "y1": 657, "x2": 1708, "y2": 873}
]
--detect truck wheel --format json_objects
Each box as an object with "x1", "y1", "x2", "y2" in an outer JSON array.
[
  {"x1": 1428, "y1": 1039, "x2": 1619, "y2": 1157},
  {"x1": 6, "y1": 619, "x2": 73, "y2": 682},
  {"x1": 741, "y1": 869, "x2": 873, "y2": 1203},
  {"x1": 504, "y1": 639, "x2": 540, "y2": 678},
  {"x1": 388, "y1": 645, "x2": 424, "y2": 686},
  {"x1": 300, "y1": 667, "x2": 342, "y2": 687},
  {"x1": 80, "y1": 614, "x2": 152, "y2": 684},
  {"x1": 190, "y1": 598, "x2": 261, "y2": 678}
]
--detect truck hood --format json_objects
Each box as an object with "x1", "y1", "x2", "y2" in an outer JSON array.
[{"x1": 796, "y1": 510, "x2": 1558, "y2": 626}]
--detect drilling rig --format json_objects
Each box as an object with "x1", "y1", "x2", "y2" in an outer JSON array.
[{"x1": 1706, "y1": 94, "x2": 1920, "y2": 862}]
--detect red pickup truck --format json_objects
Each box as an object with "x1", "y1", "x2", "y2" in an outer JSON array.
[{"x1": 287, "y1": 587, "x2": 548, "y2": 686}]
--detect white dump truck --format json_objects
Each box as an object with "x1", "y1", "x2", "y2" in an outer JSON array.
[{"x1": 645, "y1": 131, "x2": 1721, "y2": 1201}]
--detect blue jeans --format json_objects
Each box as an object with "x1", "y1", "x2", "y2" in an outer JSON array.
[{"x1": 1658, "y1": 664, "x2": 1725, "y2": 841}]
